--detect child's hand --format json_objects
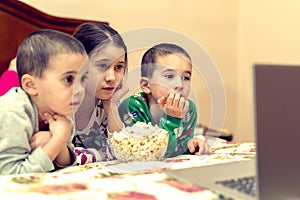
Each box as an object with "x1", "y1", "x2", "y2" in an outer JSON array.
[
  {"x1": 115, "y1": 81, "x2": 129, "y2": 100},
  {"x1": 43, "y1": 112, "x2": 72, "y2": 142},
  {"x1": 187, "y1": 137, "x2": 212, "y2": 155},
  {"x1": 102, "y1": 81, "x2": 129, "y2": 132},
  {"x1": 29, "y1": 131, "x2": 52, "y2": 151},
  {"x1": 157, "y1": 93, "x2": 189, "y2": 118},
  {"x1": 111, "y1": 81, "x2": 129, "y2": 104}
]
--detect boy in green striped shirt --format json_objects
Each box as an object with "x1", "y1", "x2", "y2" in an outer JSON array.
[{"x1": 119, "y1": 43, "x2": 210, "y2": 157}]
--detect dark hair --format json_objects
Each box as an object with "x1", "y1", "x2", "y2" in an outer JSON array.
[
  {"x1": 16, "y1": 29, "x2": 85, "y2": 81},
  {"x1": 141, "y1": 43, "x2": 192, "y2": 78},
  {"x1": 73, "y1": 22, "x2": 127, "y2": 69}
]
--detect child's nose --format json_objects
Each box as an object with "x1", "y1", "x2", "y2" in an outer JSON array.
[
  {"x1": 173, "y1": 76, "x2": 184, "y2": 91},
  {"x1": 105, "y1": 68, "x2": 116, "y2": 82},
  {"x1": 73, "y1": 81, "x2": 85, "y2": 96}
]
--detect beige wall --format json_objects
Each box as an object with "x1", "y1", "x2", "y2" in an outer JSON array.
[
  {"x1": 237, "y1": 0, "x2": 300, "y2": 142},
  {"x1": 21, "y1": 0, "x2": 300, "y2": 142}
]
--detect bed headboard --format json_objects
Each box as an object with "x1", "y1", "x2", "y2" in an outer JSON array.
[{"x1": 0, "y1": 0, "x2": 108, "y2": 76}]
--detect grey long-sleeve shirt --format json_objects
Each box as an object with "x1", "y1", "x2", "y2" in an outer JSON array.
[{"x1": 0, "y1": 87, "x2": 76, "y2": 175}]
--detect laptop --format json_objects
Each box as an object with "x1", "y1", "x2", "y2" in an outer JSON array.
[{"x1": 165, "y1": 64, "x2": 300, "y2": 200}]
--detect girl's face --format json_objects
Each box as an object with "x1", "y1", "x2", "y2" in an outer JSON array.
[
  {"x1": 87, "y1": 44, "x2": 126, "y2": 100},
  {"x1": 148, "y1": 54, "x2": 192, "y2": 101}
]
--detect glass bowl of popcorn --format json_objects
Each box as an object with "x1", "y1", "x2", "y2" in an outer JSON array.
[{"x1": 110, "y1": 122, "x2": 169, "y2": 162}]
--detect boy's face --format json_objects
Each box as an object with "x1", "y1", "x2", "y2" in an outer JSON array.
[
  {"x1": 87, "y1": 44, "x2": 126, "y2": 100},
  {"x1": 148, "y1": 54, "x2": 192, "y2": 100},
  {"x1": 34, "y1": 53, "x2": 86, "y2": 116}
]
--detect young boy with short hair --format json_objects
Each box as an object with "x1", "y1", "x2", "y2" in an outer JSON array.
[
  {"x1": 0, "y1": 29, "x2": 87, "y2": 175},
  {"x1": 119, "y1": 43, "x2": 210, "y2": 157}
]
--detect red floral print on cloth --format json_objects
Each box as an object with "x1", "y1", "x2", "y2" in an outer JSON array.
[
  {"x1": 31, "y1": 183, "x2": 88, "y2": 194},
  {"x1": 158, "y1": 179, "x2": 205, "y2": 193},
  {"x1": 108, "y1": 191, "x2": 157, "y2": 200}
]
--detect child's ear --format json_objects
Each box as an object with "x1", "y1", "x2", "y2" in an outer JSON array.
[
  {"x1": 140, "y1": 77, "x2": 151, "y2": 94},
  {"x1": 21, "y1": 74, "x2": 38, "y2": 96}
]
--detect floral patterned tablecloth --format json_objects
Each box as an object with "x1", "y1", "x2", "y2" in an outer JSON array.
[{"x1": 0, "y1": 138, "x2": 255, "y2": 200}]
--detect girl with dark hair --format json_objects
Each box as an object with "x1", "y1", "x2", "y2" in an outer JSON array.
[{"x1": 72, "y1": 23, "x2": 129, "y2": 163}]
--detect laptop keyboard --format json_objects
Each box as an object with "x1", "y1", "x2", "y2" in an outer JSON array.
[{"x1": 215, "y1": 176, "x2": 256, "y2": 197}]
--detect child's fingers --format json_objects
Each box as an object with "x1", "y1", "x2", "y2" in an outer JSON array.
[
  {"x1": 187, "y1": 139, "x2": 195, "y2": 153},
  {"x1": 43, "y1": 112, "x2": 65, "y2": 123},
  {"x1": 51, "y1": 114, "x2": 65, "y2": 121},
  {"x1": 30, "y1": 141, "x2": 37, "y2": 151},
  {"x1": 114, "y1": 82, "x2": 129, "y2": 98},
  {"x1": 29, "y1": 133, "x2": 37, "y2": 143},
  {"x1": 188, "y1": 138, "x2": 211, "y2": 155},
  {"x1": 178, "y1": 97, "x2": 186, "y2": 109},
  {"x1": 166, "y1": 93, "x2": 175, "y2": 106},
  {"x1": 30, "y1": 131, "x2": 52, "y2": 151},
  {"x1": 195, "y1": 139, "x2": 212, "y2": 155},
  {"x1": 172, "y1": 93, "x2": 181, "y2": 107},
  {"x1": 182, "y1": 100, "x2": 189, "y2": 113},
  {"x1": 157, "y1": 96, "x2": 167, "y2": 105},
  {"x1": 43, "y1": 112, "x2": 55, "y2": 124},
  {"x1": 195, "y1": 139, "x2": 206, "y2": 155},
  {"x1": 196, "y1": 143, "x2": 206, "y2": 155}
]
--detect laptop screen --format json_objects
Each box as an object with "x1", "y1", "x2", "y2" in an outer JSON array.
[{"x1": 254, "y1": 64, "x2": 300, "y2": 200}]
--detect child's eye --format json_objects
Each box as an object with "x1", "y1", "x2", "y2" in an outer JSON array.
[
  {"x1": 115, "y1": 64, "x2": 124, "y2": 71},
  {"x1": 64, "y1": 75, "x2": 74, "y2": 84},
  {"x1": 97, "y1": 63, "x2": 108, "y2": 70},
  {"x1": 164, "y1": 74, "x2": 174, "y2": 79},
  {"x1": 81, "y1": 74, "x2": 88, "y2": 83},
  {"x1": 182, "y1": 76, "x2": 191, "y2": 81}
]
